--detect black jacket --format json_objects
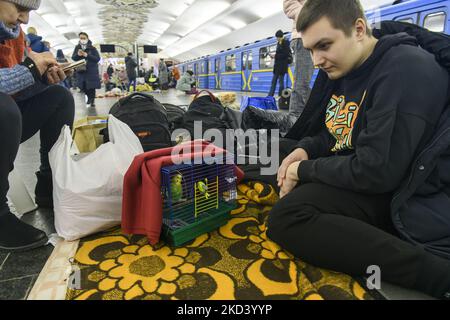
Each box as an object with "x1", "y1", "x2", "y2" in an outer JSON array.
[
  {"x1": 274, "y1": 38, "x2": 291, "y2": 75},
  {"x1": 287, "y1": 21, "x2": 450, "y2": 259},
  {"x1": 72, "y1": 41, "x2": 101, "y2": 90},
  {"x1": 125, "y1": 56, "x2": 138, "y2": 80}
]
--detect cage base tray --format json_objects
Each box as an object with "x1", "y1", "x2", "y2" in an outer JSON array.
[{"x1": 162, "y1": 202, "x2": 235, "y2": 247}]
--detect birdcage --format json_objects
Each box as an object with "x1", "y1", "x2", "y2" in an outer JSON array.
[{"x1": 161, "y1": 155, "x2": 238, "y2": 246}]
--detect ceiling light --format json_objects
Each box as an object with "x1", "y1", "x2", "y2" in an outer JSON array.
[
  {"x1": 252, "y1": 1, "x2": 283, "y2": 19},
  {"x1": 178, "y1": 1, "x2": 231, "y2": 37},
  {"x1": 224, "y1": 18, "x2": 248, "y2": 30}
]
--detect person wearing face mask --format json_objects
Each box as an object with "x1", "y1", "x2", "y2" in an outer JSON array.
[
  {"x1": 0, "y1": 0, "x2": 75, "y2": 251},
  {"x1": 72, "y1": 32, "x2": 101, "y2": 107}
]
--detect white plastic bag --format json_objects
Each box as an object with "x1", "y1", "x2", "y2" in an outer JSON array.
[{"x1": 49, "y1": 115, "x2": 143, "y2": 241}]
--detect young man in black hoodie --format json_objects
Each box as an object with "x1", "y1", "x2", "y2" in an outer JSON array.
[{"x1": 267, "y1": 0, "x2": 450, "y2": 299}]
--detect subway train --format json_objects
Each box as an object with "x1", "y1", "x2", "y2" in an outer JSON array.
[{"x1": 177, "y1": 0, "x2": 450, "y2": 94}]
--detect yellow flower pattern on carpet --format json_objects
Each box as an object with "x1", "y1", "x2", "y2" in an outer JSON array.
[{"x1": 66, "y1": 181, "x2": 374, "y2": 300}]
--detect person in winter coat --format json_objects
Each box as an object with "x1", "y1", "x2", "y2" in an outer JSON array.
[
  {"x1": 176, "y1": 70, "x2": 197, "y2": 94},
  {"x1": 172, "y1": 66, "x2": 180, "y2": 81},
  {"x1": 72, "y1": 32, "x2": 101, "y2": 107},
  {"x1": 125, "y1": 52, "x2": 137, "y2": 92},
  {"x1": 268, "y1": 0, "x2": 450, "y2": 300},
  {"x1": 158, "y1": 58, "x2": 169, "y2": 90},
  {"x1": 117, "y1": 67, "x2": 128, "y2": 92},
  {"x1": 0, "y1": 0, "x2": 74, "y2": 251},
  {"x1": 107, "y1": 64, "x2": 114, "y2": 79},
  {"x1": 26, "y1": 26, "x2": 49, "y2": 53},
  {"x1": 283, "y1": 0, "x2": 314, "y2": 117},
  {"x1": 268, "y1": 30, "x2": 291, "y2": 97},
  {"x1": 170, "y1": 66, "x2": 180, "y2": 88}
]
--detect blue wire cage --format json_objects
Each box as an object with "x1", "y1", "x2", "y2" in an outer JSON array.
[{"x1": 161, "y1": 154, "x2": 238, "y2": 246}]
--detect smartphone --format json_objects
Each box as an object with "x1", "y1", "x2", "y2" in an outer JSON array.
[{"x1": 62, "y1": 60, "x2": 86, "y2": 72}]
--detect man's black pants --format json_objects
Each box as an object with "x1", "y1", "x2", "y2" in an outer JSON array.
[
  {"x1": 267, "y1": 182, "x2": 450, "y2": 298},
  {"x1": 0, "y1": 86, "x2": 74, "y2": 217},
  {"x1": 268, "y1": 73, "x2": 286, "y2": 97}
]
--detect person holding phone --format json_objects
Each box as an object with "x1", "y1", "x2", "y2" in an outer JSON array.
[
  {"x1": 0, "y1": 0, "x2": 75, "y2": 251},
  {"x1": 71, "y1": 32, "x2": 101, "y2": 107}
]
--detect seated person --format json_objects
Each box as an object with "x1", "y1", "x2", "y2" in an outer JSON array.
[
  {"x1": 117, "y1": 67, "x2": 128, "y2": 92},
  {"x1": 176, "y1": 70, "x2": 198, "y2": 94},
  {"x1": 267, "y1": 0, "x2": 450, "y2": 299},
  {"x1": 0, "y1": 0, "x2": 75, "y2": 251},
  {"x1": 145, "y1": 68, "x2": 159, "y2": 90}
]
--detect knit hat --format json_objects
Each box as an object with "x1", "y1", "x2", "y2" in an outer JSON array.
[{"x1": 7, "y1": 0, "x2": 41, "y2": 10}]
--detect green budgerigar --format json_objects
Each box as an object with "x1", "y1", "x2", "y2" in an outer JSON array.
[{"x1": 170, "y1": 173, "x2": 183, "y2": 203}]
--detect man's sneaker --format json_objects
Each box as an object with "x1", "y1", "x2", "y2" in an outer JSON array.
[
  {"x1": 35, "y1": 171, "x2": 53, "y2": 209},
  {"x1": 0, "y1": 213, "x2": 48, "y2": 252}
]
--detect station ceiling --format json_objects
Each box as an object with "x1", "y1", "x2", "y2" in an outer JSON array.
[{"x1": 28, "y1": 0, "x2": 394, "y2": 61}]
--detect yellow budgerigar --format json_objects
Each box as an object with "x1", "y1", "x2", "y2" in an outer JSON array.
[{"x1": 196, "y1": 178, "x2": 210, "y2": 199}]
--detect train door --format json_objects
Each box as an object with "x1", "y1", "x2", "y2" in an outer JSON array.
[
  {"x1": 193, "y1": 63, "x2": 199, "y2": 87},
  {"x1": 420, "y1": 8, "x2": 447, "y2": 32},
  {"x1": 203, "y1": 60, "x2": 209, "y2": 89},
  {"x1": 215, "y1": 58, "x2": 221, "y2": 89},
  {"x1": 242, "y1": 50, "x2": 253, "y2": 92}
]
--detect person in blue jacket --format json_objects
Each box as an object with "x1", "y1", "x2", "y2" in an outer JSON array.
[
  {"x1": 269, "y1": 0, "x2": 450, "y2": 300},
  {"x1": 72, "y1": 32, "x2": 101, "y2": 107},
  {"x1": 26, "y1": 26, "x2": 48, "y2": 53}
]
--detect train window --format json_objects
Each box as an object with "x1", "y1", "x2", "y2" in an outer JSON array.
[
  {"x1": 215, "y1": 58, "x2": 220, "y2": 73},
  {"x1": 225, "y1": 54, "x2": 237, "y2": 72},
  {"x1": 242, "y1": 52, "x2": 253, "y2": 71},
  {"x1": 397, "y1": 18, "x2": 414, "y2": 24},
  {"x1": 423, "y1": 12, "x2": 446, "y2": 32},
  {"x1": 200, "y1": 63, "x2": 206, "y2": 74},
  {"x1": 209, "y1": 60, "x2": 213, "y2": 73},
  {"x1": 259, "y1": 45, "x2": 276, "y2": 69}
]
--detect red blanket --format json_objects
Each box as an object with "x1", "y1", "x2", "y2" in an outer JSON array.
[{"x1": 122, "y1": 140, "x2": 244, "y2": 244}]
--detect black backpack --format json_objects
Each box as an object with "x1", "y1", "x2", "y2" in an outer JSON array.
[
  {"x1": 182, "y1": 90, "x2": 232, "y2": 145},
  {"x1": 162, "y1": 103, "x2": 186, "y2": 132},
  {"x1": 103, "y1": 92, "x2": 172, "y2": 152}
]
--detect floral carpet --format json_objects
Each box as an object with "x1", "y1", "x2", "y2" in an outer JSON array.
[{"x1": 66, "y1": 181, "x2": 374, "y2": 300}]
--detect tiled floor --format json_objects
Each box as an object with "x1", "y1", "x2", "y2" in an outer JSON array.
[{"x1": 0, "y1": 87, "x2": 437, "y2": 300}]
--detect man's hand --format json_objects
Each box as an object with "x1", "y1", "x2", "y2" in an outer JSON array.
[
  {"x1": 59, "y1": 62, "x2": 75, "y2": 77},
  {"x1": 277, "y1": 148, "x2": 309, "y2": 187},
  {"x1": 45, "y1": 65, "x2": 67, "y2": 84},
  {"x1": 279, "y1": 161, "x2": 301, "y2": 198},
  {"x1": 27, "y1": 51, "x2": 57, "y2": 77}
]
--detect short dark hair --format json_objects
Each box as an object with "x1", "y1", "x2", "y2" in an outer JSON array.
[
  {"x1": 79, "y1": 32, "x2": 89, "y2": 39},
  {"x1": 297, "y1": 0, "x2": 370, "y2": 37},
  {"x1": 275, "y1": 30, "x2": 284, "y2": 38},
  {"x1": 187, "y1": 70, "x2": 193, "y2": 76},
  {"x1": 127, "y1": 52, "x2": 133, "y2": 56}
]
